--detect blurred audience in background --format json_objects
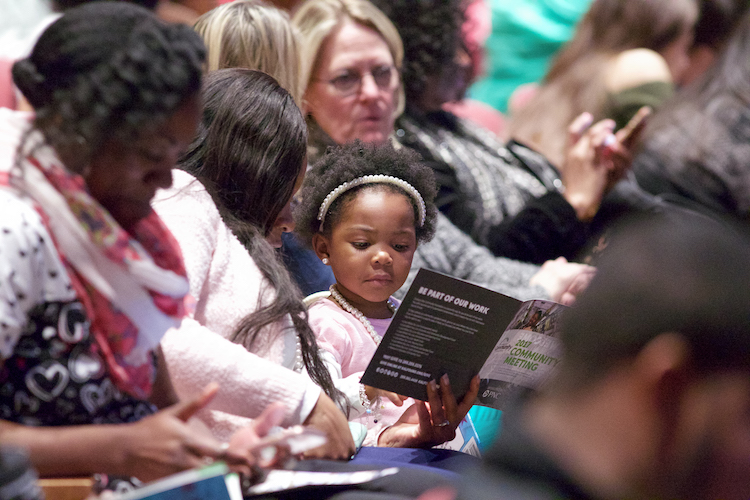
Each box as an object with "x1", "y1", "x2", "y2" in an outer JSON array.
[{"x1": 508, "y1": 0, "x2": 698, "y2": 169}]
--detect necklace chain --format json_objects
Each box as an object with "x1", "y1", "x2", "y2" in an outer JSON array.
[
  {"x1": 328, "y1": 285, "x2": 395, "y2": 346},
  {"x1": 328, "y1": 284, "x2": 395, "y2": 424},
  {"x1": 293, "y1": 337, "x2": 304, "y2": 372}
]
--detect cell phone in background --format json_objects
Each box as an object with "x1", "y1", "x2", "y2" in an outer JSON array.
[
  {"x1": 617, "y1": 105, "x2": 652, "y2": 148},
  {"x1": 249, "y1": 426, "x2": 327, "y2": 456}
]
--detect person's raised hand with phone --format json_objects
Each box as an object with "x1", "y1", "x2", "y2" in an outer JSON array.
[{"x1": 561, "y1": 106, "x2": 651, "y2": 221}]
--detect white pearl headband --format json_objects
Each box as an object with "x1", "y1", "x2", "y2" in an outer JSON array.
[{"x1": 317, "y1": 174, "x2": 427, "y2": 231}]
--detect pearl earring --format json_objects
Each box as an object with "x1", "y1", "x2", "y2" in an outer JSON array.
[{"x1": 322, "y1": 257, "x2": 329, "y2": 265}]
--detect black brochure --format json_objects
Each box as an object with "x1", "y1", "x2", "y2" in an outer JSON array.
[{"x1": 360, "y1": 268, "x2": 566, "y2": 410}]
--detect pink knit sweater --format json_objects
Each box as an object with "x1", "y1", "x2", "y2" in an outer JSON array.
[
  {"x1": 154, "y1": 170, "x2": 320, "y2": 441},
  {"x1": 308, "y1": 297, "x2": 411, "y2": 446}
]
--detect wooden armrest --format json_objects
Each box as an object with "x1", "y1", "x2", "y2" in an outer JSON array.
[{"x1": 38, "y1": 477, "x2": 94, "y2": 500}]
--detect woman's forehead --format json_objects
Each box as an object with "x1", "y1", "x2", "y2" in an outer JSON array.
[{"x1": 318, "y1": 20, "x2": 394, "y2": 72}]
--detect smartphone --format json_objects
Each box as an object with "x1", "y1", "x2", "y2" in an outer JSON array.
[
  {"x1": 248, "y1": 426, "x2": 327, "y2": 455},
  {"x1": 617, "y1": 105, "x2": 652, "y2": 147}
]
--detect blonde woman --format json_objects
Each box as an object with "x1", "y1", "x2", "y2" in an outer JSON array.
[
  {"x1": 193, "y1": 0, "x2": 303, "y2": 104},
  {"x1": 294, "y1": 0, "x2": 405, "y2": 150}
]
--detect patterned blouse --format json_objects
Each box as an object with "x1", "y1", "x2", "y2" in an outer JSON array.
[{"x1": 0, "y1": 189, "x2": 155, "y2": 427}]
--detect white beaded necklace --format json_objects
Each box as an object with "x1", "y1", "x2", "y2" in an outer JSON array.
[
  {"x1": 328, "y1": 284, "x2": 396, "y2": 346},
  {"x1": 293, "y1": 337, "x2": 304, "y2": 372}
]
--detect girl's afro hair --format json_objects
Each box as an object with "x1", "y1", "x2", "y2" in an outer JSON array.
[{"x1": 294, "y1": 140, "x2": 438, "y2": 246}]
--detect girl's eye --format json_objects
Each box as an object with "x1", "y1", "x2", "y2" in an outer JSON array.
[
  {"x1": 394, "y1": 244, "x2": 410, "y2": 252},
  {"x1": 352, "y1": 241, "x2": 370, "y2": 250}
]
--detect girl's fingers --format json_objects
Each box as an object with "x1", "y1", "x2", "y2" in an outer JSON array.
[
  {"x1": 383, "y1": 391, "x2": 407, "y2": 406},
  {"x1": 438, "y1": 374, "x2": 459, "y2": 422},
  {"x1": 457, "y1": 376, "x2": 480, "y2": 418},
  {"x1": 426, "y1": 379, "x2": 449, "y2": 427},
  {"x1": 415, "y1": 400, "x2": 433, "y2": 430}
]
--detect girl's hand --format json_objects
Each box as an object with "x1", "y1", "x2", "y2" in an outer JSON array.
[
  {"x1": 365, "y1": 385, "x2": 408, "y2": 407},
  {"x1": 377, "y1": 375, "x2": 480, "y2": 448}
]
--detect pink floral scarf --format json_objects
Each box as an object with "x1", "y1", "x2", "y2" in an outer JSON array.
[{"x1": 0, "y1": 109, "x2": 188, "y2": 399}]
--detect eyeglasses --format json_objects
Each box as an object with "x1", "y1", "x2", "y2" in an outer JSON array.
[{"x1": 313, "y1": 65, "x2": 399, "y2": 96}]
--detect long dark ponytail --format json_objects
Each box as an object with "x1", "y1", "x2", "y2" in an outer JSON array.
[{"x1": 180, "y1": 68, "x2": 345, "y2": 409}]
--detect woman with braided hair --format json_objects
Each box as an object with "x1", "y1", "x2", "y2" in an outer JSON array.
[{"x1": 0, "y1": 2, "x2": 280, "y2": 483}]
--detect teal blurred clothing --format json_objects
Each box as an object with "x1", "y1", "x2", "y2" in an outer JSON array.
[
  {"x1": 469, "y1": 0, "x2": 593, "y2": 113},
  {"x1": 469, "y1": 406, "x2": 503, "y2": 451}
]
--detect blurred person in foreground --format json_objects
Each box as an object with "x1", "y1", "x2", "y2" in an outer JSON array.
[{"x1": 454, "y1": 213, "x2": 750, "y2": 500}]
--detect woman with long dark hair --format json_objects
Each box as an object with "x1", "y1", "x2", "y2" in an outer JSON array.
[{"x1": 155, "y1": 68, "x2": 355, "y2": 458}]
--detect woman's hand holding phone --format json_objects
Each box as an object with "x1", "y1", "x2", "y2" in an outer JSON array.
[{"x1": 562, "y1": 106, "x2": 651, "y2": 221}]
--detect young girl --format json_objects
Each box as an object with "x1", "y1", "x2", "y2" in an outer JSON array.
[{"x1": 294, "y1": 141, "x2": 479, "y2": 448}]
